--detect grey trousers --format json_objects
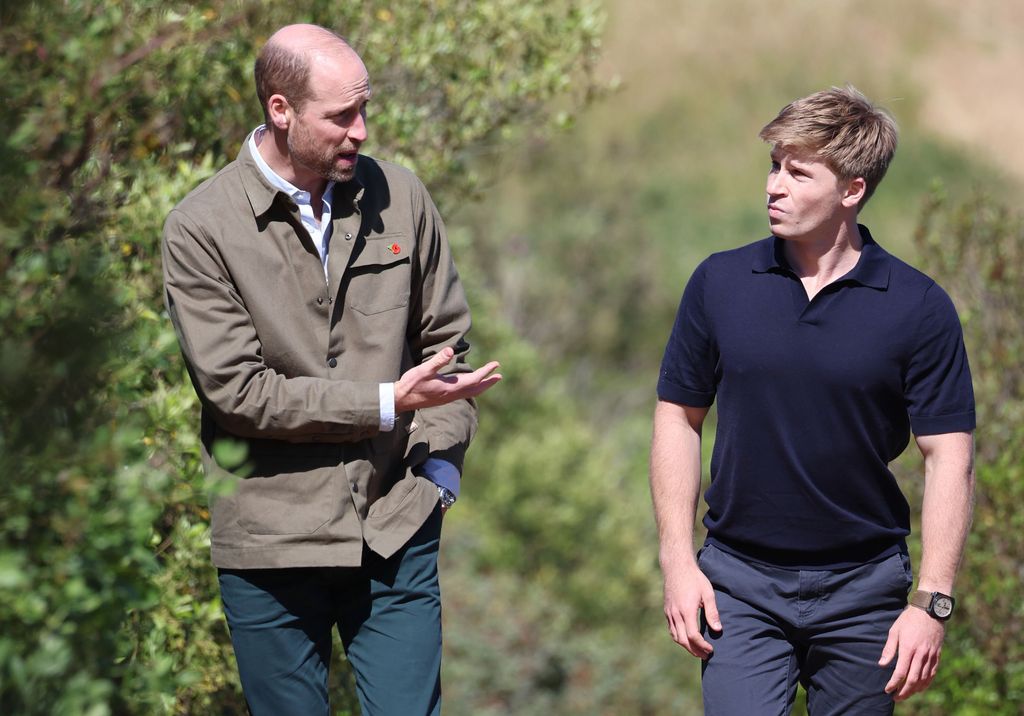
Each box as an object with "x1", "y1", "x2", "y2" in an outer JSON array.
[{"x1": 698, "y1": 543, "x2": 912, "y2": 716}]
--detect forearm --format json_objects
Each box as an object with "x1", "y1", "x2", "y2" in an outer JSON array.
[
  {"x1": 650, "y1": 400, "x2": 707, "y2": 570},
  {"x1": 403, "y1": 192, "x2": 479, "y2": 462},
  {"x1": 915, "y1": 431, "x2": 976, "y2": 593},
  {"x1": 194, "y1": 363, "x2": 382, "y2": 442},
  {"x1": 417, "y1": 398, "x2": 478, "y2": 470}
]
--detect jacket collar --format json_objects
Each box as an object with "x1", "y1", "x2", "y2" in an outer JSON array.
[{"x1": 237, "y1": 131, "x2": 365, "y2": 219}]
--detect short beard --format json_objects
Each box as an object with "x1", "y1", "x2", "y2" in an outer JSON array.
[{"x1": 287, "y1": 126, "x2": 358, "y2": 184}]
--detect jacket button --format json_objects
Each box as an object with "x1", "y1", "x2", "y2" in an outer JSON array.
[
  {"x1": 344, "y1": 232, "x2": 353, "y2": 241},
  {"x1": 317, "y1": 297, "x2": 324, "y2": 305},
  {"x1": 352, "y1": 483, "x2": 359, "y2": 493},
  {"x1": 328, "y1": 357, "x2": 337, "y2": 368}
]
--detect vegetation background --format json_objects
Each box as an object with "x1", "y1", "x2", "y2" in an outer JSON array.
[{"x1": 1, "y1": 1, "x2": 1021, "y2": 714}]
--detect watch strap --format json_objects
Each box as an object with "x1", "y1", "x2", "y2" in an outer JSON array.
[
  {"x1": 908, "y1": 590, "x2": 932, "y2": 612},
  {"x1": 908, "y1": 589, "x2": 955, "y2": 620}
]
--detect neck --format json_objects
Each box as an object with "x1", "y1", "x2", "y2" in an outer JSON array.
[
  {"x1": 254, "y1": 126, "x2": 327, "y2": 202},
  {"x1": 783, "y1": 219, "x2": 864, "y2": 281}
]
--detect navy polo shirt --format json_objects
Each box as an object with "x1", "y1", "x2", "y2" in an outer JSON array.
[{"x1": 658, "y1": 226, "x2": 975, "y2": 568}]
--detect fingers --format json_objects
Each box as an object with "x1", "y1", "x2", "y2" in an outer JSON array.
[
  {"x1": 664, "y1": 589, "x2": 718, "y2": 659},
  {"x1": 464, "y1": 363, "x2": 502, "y2": 394},
  {"x1": 884, "y1": 647, "x2": 910, "y2": 698},
  {"x1": 469, "y1": 360, "x2": 501, "y2": 380},
  {"x1": 401, "y1": 348, "x2": 456, "y2": 389},
  {"x1": 422, "y1": 351, "x2": 500, "y2": 387},
  {"x1": 882, "y1": 622, "x2": 908, "y2": 696},
  {"x1": 681, "y1": 582, "x2": 720, "y2": 658},
  {"x1": 665, "y1": 607, "x2": 711, "y2": 659},
  {"x1": 878, "y1": 629, "x2": 897, "y2": 667},
  {"x1": 396, "y1": 353, "x2": 502, "y2": 411},
  {"x1": 880, "y1": 609, "x2": 944, "y2": 701},
  {"x1": 665, "y1": 610, "x2": 681, "y2": 645},
  {"x1": 682, "y1": 610, "x2": 715, "y2": 659},
  {"x1": 883, "y1": 644, "x2": 940, "y2": 701},
  {"x1": 702, "y1": 586, "x2": 722, "y2": 632},
  {"x1": 894, "y1": 649, "x2": 939, "y2": 701},
  {"x1": 422, "y1": 346, "x2": 455, "y2": 370},
  {"x1": 446, "y1": 361, "x2": 501, "y2": 397}
]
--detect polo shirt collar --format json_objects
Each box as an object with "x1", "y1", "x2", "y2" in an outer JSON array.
[
  {"x1": 752, "y1": 224, "x2": 890, "y2": 290},
  {"x1": 237, "y1": 128, "x2": 364, "y2": 218},
  {"x1": 847, "y1": 226, "x2": 891, "y2": 289}
]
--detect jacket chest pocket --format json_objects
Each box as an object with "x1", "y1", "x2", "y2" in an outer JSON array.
[{"x1": 346, "y1": 234, "x2": 412, "y2": 315}]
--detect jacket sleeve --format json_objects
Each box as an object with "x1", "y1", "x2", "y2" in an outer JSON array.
[
  {"x1": 405, "y1": 179, "x2": 479, "y2": 472},
  {"x1": 162, "y1": 207, "x2": 382, "y2": 443}
]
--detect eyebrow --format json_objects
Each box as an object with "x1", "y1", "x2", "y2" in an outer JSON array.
[
  {"x1": 320, "y1": 82, "x2": 373, "y2": 115},
  {"x1": 324, "y1": 95, "x2": 370, "y2": 116},
  {"x1": 771, "y1": 151, "x2": 815, "y2": 168}
]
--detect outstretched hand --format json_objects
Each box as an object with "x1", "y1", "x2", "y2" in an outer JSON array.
[{"x1": 395, "y1": 347, "x2": 502, "y2": 412}]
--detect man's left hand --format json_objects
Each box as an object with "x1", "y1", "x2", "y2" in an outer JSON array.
[
  {"x1": 878, "y1": 606, "x2": 946, "y2": 701},
  {"x1": 395, "y1": 347, "x2": 502, "y2": 412}
]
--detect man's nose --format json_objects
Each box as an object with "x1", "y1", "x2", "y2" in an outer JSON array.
[
  {"x1": 349, "y1": 111, "x2": 368, "y2": 144},
  {"x1": 766, "y1": 172, "x2": 785, "y2": 196}
]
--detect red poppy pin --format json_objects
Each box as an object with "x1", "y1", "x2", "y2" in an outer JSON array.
[{"x1": 389, "y1": 243, "x2": 401, "y2": 255}]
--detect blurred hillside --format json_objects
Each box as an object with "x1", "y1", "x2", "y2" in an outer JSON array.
[
  {"x1": 451, "y1": 0, "x2": 1024, "y2": 427},
  {"x1": 601, "y1": 0, "x2": 1024, "y2": 184}
]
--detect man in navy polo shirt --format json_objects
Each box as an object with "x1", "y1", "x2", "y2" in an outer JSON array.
[{"x1": 650, "y1": 86, "x2": 975, "y2": 714}]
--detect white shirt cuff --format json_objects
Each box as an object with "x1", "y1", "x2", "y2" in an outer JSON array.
[{"x1": 379, "y1": 382, "x2": 395, "y2": 432}]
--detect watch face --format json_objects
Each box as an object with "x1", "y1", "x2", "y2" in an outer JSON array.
[
  {"x1": 933, "y1": 596, "x2": 954, "y2": 618},
  {"x1": 438, "y1": 487, "x2": 456, "y2": 508}
]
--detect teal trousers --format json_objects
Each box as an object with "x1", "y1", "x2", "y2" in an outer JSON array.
[{"x1": 219, "y1": 505, "x2": 443, "y2": 716}]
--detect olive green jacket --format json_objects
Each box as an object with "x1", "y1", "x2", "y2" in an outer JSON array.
[{"x1": 162, "y1": 140, "x2": 477, "y2": 568}]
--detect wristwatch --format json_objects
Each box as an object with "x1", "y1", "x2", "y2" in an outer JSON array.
[
  {"x1": 908, "y1": 590, "x2": 955, "y2": 621},
  {"x1": 437, "y1": 485, "x2": 456, "y2": 509}
]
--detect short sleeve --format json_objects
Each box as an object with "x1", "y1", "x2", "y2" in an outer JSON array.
[
  {"x1": 657, "y1": 260, "x2": 718, "y2": 407},
  {"x1": 905, "y1": 282, "x2": 975, "y2": 435}
]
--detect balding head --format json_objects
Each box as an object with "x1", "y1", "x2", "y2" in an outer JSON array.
[{"x1": 254, "y1": 24, "x2": 360, "y2": 123}]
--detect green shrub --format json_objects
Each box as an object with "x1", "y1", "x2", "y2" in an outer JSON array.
[
  {"x1": 0, "y1": 1, "x2": 602, "y2": 712},
  {"x1": 902, "y1": 193, "x2": 1024, "y2": 714}
]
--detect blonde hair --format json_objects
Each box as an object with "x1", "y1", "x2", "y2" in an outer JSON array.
[{"x1": 759, "y1": 85, "x2": 898, "y2": 207}]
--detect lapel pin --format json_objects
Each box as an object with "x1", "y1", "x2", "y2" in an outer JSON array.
[{"x1": 389, "y1": 243, "x2": 401, "y2": 255}]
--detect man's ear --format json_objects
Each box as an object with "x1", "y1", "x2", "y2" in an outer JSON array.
[
  {"x1": 267, "y1": 94, "x2": 292, "y2": 130},
  {"x1": 842, "y1": 176, "x2": 867, "y2": 208}
]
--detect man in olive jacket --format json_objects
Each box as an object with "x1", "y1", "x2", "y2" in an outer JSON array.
[{"x1": 162, "y1": 24, "x2": 500, "y2": 716}]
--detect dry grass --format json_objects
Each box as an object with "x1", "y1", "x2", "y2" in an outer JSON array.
[{"x1": 596, "y1": 0, "x2": 1024, "y2": 182}]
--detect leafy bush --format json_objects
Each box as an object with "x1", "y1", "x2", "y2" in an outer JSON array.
[
  {"x1": 0, "y1": 1, "x2": 602, "y2": 712},
  {"x1": 902, "y1": 193, "x2": 1024, "y2": 715}
]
